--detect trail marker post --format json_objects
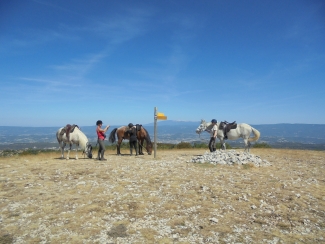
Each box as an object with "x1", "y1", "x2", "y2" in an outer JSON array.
[{"x1": 154, "y1": 107, "x2": 167, "y2": 158}]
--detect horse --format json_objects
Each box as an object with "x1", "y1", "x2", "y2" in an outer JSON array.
[
  {"x1": 56, "y1": 125, "x2": 93, "y2": 159},
  {"x1": 109, "y1": 125, "x2": 153, "y2": 155},
  {"x1": 195, "y1": 119, "x2": 260, "y2": 152}
]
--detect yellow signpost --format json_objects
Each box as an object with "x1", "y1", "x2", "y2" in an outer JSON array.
[
  {"x1": 156, "y1": 112, "x2": 167, "y2": 120},
  {"x1": 154, "y1": 107, "x2": 167, "y2": 158}
]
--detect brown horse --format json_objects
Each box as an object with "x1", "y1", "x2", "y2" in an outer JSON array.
[{"x1": 108, "y1": 125, "x2": 153, "y2": 155}]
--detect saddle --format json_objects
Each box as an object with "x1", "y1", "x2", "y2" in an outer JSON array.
[
  {"x1": 125, "y1": 124, "x2": 141, "y2": 138},
  {"x1": 220, "y1": 121, "x2": 237, "y2": 139},
  {"x1": 60, "y1": 124, "x2": 79, "y2": 141}
]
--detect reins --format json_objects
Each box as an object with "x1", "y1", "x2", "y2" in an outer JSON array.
[
  {"x1": 198, "y1": 132, "x2": 210, "y2": 142},
  {"x1": 197, "y1": 122, "x2": 216, "y2": 142},
  {"x1": 138, "y1": 140, "x2": 149, "y2": 152},
  {"x1": 82, "y1": 142, "x2": 92, "y2": 158}
]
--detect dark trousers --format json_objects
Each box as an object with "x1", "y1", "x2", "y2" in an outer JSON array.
[
  {"x1": 97, "y1": 139, "x2": 105, "y2": 159},
  {"x1": 208, "y1": 137, "x2": 216, "y2": 152},
  {"x1": 130, "y1": 140, "x2": 138, "y2": 155}
]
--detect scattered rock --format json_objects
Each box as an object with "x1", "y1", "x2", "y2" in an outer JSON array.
[
  {"x1": 209, "y1": 217, "x2": 218, "y2": 223},
  {"x1": 251, "y1": 205, "x2": 257, "y2": 209},
  {"x1": 107, "y1": 224, "x2": 128, "y2": 238}
]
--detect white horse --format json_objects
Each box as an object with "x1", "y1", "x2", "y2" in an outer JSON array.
[
  {"x1": 56, "y1": 125, "x2": 93, "y2": 159},
  {"x1": 196, "y1": 119, "x2": 260, "y2": 152}
]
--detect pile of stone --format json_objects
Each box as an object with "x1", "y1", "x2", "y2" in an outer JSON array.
[{"x1": 188, "y1": 150, "x2": 271, "y2": 166}]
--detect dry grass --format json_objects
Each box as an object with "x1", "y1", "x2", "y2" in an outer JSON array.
[{"x1": 0, "y1": 148, "x2": 325, "y2": 243}]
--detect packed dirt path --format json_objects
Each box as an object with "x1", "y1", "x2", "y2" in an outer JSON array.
[{"x1": 1, "y1": 148, "x2": 325, "y2": 243}]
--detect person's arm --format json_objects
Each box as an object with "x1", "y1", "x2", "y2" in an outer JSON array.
[
  {"x1": 104, "y1": 125, "x2": 110, "y2": 132},
  {"x1": 98, "y1": 125, "x2": 110, "y2": 132}
]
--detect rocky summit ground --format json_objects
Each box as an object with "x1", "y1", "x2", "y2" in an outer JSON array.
[{"x1": 0, "y1": 148, "x2": 324, "y2": 244}]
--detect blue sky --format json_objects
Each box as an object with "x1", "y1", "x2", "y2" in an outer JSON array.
[{"x1": 1, "y1": 0, "x2": 324, "y2": 126}]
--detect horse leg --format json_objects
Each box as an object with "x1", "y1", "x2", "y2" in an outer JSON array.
[
  {"x1": 139, "y1": 139, "x2": 144, "y2": 155},
  {"x1": 75, "y1": 143, "x2": 79, "y2": 160},
  {"x1": 220, "y1": 138, "x2": 226, "y2": 150},
  {"x1": 60, "y1": 142, "x2": 65, "y2": 159},
  {"x1": 117, "y1": 139, "x2": 122, "y2": 155},
  {"x1": 117, "y1": 143, "x2": 120, "y2": 155},
  {"x1": 67, "y1": 143, "x2": 72, "y2": 160},
  {"x1": 138, "y1": 140, "x2": 141, "y2": 155},
  {"x1": 243, "y1": 138, "x2": 250, "y2": 153}
]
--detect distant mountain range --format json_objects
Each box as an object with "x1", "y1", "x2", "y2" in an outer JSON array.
[{"x1": 1, "y1": 121, "x2": 325, "y2": 150}]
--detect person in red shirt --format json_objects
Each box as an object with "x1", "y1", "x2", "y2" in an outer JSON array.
[{"x1": 96, "y1": 120, "x2": 110, "y2": 160}]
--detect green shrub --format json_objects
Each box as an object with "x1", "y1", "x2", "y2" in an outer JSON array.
[
  {"x1": 105, "y1": 142, "x2": 129, "y2": 150},
  {"x1": 20, "y1": 149, "x2": 40, "y2": 155},
  {"x1": 175, "y1": 142, "x2": 192, "y2": 149},
  {"x1": 215, "y1": 142, "x2": 232, "y2": 149},
  {"x1": 192, "y1": 142, "x2": 208, "y2": 148},
  {"x1": 0, "y1": 150, "x2": 19, "y2": 157},
  {"x1": 253, "y1": 142, "x2": 271, "y2": 148},
  {"x1": 157, "y1": 143, "x2": 175, "y2": 149}
]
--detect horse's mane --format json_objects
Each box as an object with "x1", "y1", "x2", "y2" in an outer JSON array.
[
  {"x1": 73, "y1": 127, "x2": 89, "y2": 145},
  {"x1": 142, "y1": 127, "x2": 152, "y2": 145},
  {"x1": 206, "y1": 123, "x2": 214, "y2": 131}
]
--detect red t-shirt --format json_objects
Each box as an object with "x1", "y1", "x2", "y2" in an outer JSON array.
[{"x1": 96, "y1": 127, "x2": 105, "y2": 140}]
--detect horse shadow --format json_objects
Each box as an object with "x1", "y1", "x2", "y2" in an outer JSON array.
[
  {"x1": 110, "y1": 153, "x2": 141, "y2": 157},
  {"x1": 54, "y1": 157, "x2": 91, "y2": 160}
]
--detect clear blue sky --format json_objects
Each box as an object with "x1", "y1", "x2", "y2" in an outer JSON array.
[{"x1": 1, "y1": 0, "x2": 324, "y2": 126}]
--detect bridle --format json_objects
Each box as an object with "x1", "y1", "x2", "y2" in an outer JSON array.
[
  {"x1": 138, "y1": 139, "x2": 152, "y2": 154},
  {"x1": 82, "y1": 142, "x2": 93, "y2": 158},
  {"x1": 197, "y1": 124, "x2": 210, "y2": 141}
]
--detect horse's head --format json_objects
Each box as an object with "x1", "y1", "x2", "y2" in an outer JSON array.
[
  {"x1": 139, "y1": 126, "x2": 153, "y2": 155},
  {"x1": 196, "y1": 119, "x2": 207, "y2": 134},
  {"x1": 85, "y1": 143, "x2": 93, "y2": 158},
  {"x1": 146, "y1": 142, "x2": 153, "y2": 155}
]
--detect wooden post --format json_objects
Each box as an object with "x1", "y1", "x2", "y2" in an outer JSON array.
[{"x1": 154, "y1": 107, "x2": 157, "y2": 158}]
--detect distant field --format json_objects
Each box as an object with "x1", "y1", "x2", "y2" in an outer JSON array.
[
  {"x1": 1, "y1": 124, "x2": 325, "y2": 150},
  {"x1": 0, "y1": 148, "x2": 324, "y2": 243}
]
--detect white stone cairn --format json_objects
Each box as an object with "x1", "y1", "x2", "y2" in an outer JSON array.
[{"x1": 188, "y1": 150, "x2": 272, "y2": 166}]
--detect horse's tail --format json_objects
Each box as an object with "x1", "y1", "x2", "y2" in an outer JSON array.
[
  {"x1": 56, "y1": 128, "x2": 63, "y2": 143},
  {"x1": 56, "y1": 130, "x2": 60, "y2": 143},
  {"x1": 248, "y1": 127, "x2": 260, "y2": 142},
  {"x1": 109, "y1": 128, "x2": 117, "y2": 143}
]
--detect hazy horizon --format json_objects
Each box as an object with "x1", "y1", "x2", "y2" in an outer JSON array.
[{"x1": 1, "y1": 120, "x2": 325, "y2": 128}]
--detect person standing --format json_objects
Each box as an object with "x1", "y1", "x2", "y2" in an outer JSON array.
[
  {"x1": 208, "y1": 119, "x2": 218, "y2": 152},
  {"x1": 96, "y1": 120, "x2": 110, "y2": 160},
  {"x1": 127, "y1": 123, "x2": 138, "y2": 156}
]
